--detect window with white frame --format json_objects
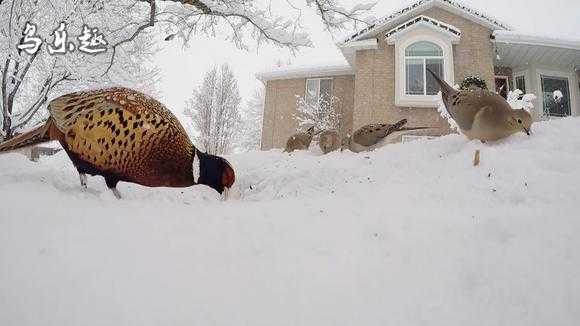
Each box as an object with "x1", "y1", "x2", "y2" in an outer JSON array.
[
  {"x1": 306, "y1": 78, "x2": 333, "y2": 106},
  {"x1": 540, "y1": 75, "x2": 571, "y2": 117},
  {"x1": 405, "y1": 41, "x2": 444, "y2": 96}
]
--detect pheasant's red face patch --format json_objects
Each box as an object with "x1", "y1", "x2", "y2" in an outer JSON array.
[{"x1": 222, "y1": 162, "x2": 235, "y2": 188}]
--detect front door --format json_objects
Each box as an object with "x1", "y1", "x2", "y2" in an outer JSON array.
[
  {"x1": 495, "y1": 76, "x2": 509, "y2": 99},
  {"x1": 541, "y1": 75, "x2": 571, "y2": 117}
]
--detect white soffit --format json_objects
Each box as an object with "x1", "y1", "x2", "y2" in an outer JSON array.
[{"x1": 493, "y1": 31, "x2": 580, "y2": 69}]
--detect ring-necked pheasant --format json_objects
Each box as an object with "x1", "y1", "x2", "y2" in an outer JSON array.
[{"x1": 0, "y1": 87, "x2": 235, "y2": 199}]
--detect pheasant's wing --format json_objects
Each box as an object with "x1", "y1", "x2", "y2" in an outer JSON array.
[
  {"x1": 48, "y1": 87, "x2": 188, "y2": 135},
  {"x1": 48, "y1": 88, "x2": 193, "y2": 186},
  {"x1": 352, "y1": 124, "x2": 392, "y2": 146}
]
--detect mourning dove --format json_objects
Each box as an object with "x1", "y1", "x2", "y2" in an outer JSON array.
[
  {"x1": 284, "y1": 126, "x2": 315, "y2": 152},
  {"x1": 428, "y1": 69, "x2": 532, "y2": 142},
  {"x1": 318, "y1": 129, "x2": 340, "y2": 154},
  {"x1": 342, "y1": 119, "x2": 428, "y2": 153}
]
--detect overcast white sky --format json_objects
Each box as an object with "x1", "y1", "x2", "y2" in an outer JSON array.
[{"x1": 153, "y1": 0, "x2": 580, "y2": 117}]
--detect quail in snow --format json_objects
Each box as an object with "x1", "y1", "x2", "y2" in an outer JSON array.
[
  {"x1": 342, "y1": 119, "x2": 427, "y2": 153},
  {"x1": 0, "y1": 87, "x2": 235, "y2": 199},
  {"x1": 428, "y1": 69, "x2": 533, "y2": 142},
  {"x1": 284, "y1": 126, "x2": 315, "y2": 152},
  {"x1": 318, "y1": 129, "x2": 341, "y2": 154}
]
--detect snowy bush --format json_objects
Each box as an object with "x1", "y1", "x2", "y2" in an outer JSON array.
[
  {"x1": 294, "y1": 95, "x2": 342, "y2": 132},
  {"x1": 507, "y1": 89, "x2": 536, "y2": 113},
  {"x1": 553, "y1": 90, "x2": 564, "y2": 103}
]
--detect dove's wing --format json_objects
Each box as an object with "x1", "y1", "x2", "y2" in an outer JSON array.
[
  {"x1": 448, "y1": 89, "x2": 510, "y2": 131},
  {"x1": 352, "y1": 124, "x2": 393, "y2": 147}
]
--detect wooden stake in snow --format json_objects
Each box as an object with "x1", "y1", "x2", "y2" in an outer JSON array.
[{"x1": 473, "y1": 149, "x2": 481, "y2": 167}]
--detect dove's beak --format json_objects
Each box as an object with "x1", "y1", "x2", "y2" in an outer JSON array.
[{"x1": 523, "y1": 127, "x2": 531, "y2": 136}]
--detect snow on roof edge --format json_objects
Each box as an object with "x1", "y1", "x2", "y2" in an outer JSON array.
[
  {"x1": 493, "y1": 31, "x2": 580, "y2": 51},
  {"x1": 342, "y1": 0, "x2": 510, "y2": 44},
  {"x1": 256, "y1": 64, "x2": 354, "y2": 83}
]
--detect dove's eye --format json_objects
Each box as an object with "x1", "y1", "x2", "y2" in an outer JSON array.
[{"x1": 517, "y1": 119, "x2": 522, "y2": 124}]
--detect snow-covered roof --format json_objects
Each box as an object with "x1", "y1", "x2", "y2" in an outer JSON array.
[
  {"x1": 343, "y1": 0, "x2": 510, "y2": 44},
  {"x1": 385, "y1": 15, "x2": 461, "y2": 44},
  {"x1": 256, "y1": 64, "x2": 353, "y2": 83},
  {"x1": 493, "y1": 31, "x2": 580, "y2": 51}
]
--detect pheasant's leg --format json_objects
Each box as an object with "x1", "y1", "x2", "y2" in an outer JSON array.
[
  {"x1": 79, "y1": 173, "x2": 87, "y2": 190},
  {"x1": 105, "y1": 177, "x2": 122, "y2": 200}
]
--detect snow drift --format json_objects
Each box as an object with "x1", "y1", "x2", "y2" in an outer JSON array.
[{"x1": 1, "y1": 118, "x2": 579, "y2": 326}]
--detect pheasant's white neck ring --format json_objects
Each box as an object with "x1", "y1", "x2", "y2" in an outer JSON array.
[{"x1": 192, "y1": 149, "x2": 201, "y2": 183}]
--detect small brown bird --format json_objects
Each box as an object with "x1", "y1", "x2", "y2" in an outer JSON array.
[
  {"x1": 428, "y1": 69, "x2": 533, "y2": 142},
  {"x1": 0, "y1": 87, "x2": 235, "y2": 198},
  {"x1": 284, "y1": 126, "x2": 315, "y2": 152},
  {"x1": 342, "y1": 119, "x2": 427, "y2": 153},
  {"x1": 318, "y1": 129, "x2": 340, "y2": 154}
]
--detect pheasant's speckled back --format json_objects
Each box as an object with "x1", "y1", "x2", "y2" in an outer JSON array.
[{"x1": 48, "y1": 87, "x2": 195, "y2": 187}]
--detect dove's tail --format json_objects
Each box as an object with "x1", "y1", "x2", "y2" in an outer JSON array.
[
  {"x1": 392, "y1": 119, "x2": 407, "y2": 130},
  {"x1": 427, "y1": 68, "x2": 456, "y2": 99},
  {"x1": 392, "y1": 119, "x2": 432, "y2": 132}
]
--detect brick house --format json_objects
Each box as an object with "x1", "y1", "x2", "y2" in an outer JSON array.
[{"x1": 257, "y1": 0, "x2": 580, "y2": 150}]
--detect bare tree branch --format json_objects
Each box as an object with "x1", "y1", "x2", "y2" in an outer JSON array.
[
  {"x1": 12, "y1": 72, "x2": 72, "y2": 131},
  {"x1": 6, "y1": 51, "x2": 39, "y2": 118},
  {"x1": 102, "y1": 0, "x2": 157, "y2": 76},
  {"x1": 1, "y1": 58, "x2": 11, "y2": 132}
]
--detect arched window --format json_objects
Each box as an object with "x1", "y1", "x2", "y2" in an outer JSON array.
[{"x1": 405, "y1": 41, "x2": 444, "y2": 95}]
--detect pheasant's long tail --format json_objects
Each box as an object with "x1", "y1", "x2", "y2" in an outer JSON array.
[{"x1": 0, "y1": 121, "x2": 53, "y2": 153}]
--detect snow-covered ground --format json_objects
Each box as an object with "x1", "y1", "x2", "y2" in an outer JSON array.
[{"x1": 1, "y1": 118, "x2": 579, "y2": 326}]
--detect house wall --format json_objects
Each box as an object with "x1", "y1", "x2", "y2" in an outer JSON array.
[
  {"x1": 353, "y1": 7, "x2": 496, "y2": 141},
  {"x1": 261, "y1": 7, "x2": 502, "y2": 147},
  {"x1": 261, "y1": 75, "x2": 355, "y2": 150}
]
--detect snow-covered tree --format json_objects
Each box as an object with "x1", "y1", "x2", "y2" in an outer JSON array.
[
  {"x1": 185, "y1": 64, "x2": 241, "y2": 155},
  {"x1": 155, "y1": 0, "x2": 375, "y2": 50},
  {"x1": 0, "y1": 0, "x2": 160, "y2": 140},
  {"x1": 295, "y1": 94, "x2": 341, "y2": 132},
  {"x1": 235, "y1": 87, "x2": 264, "y2": 152}
]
